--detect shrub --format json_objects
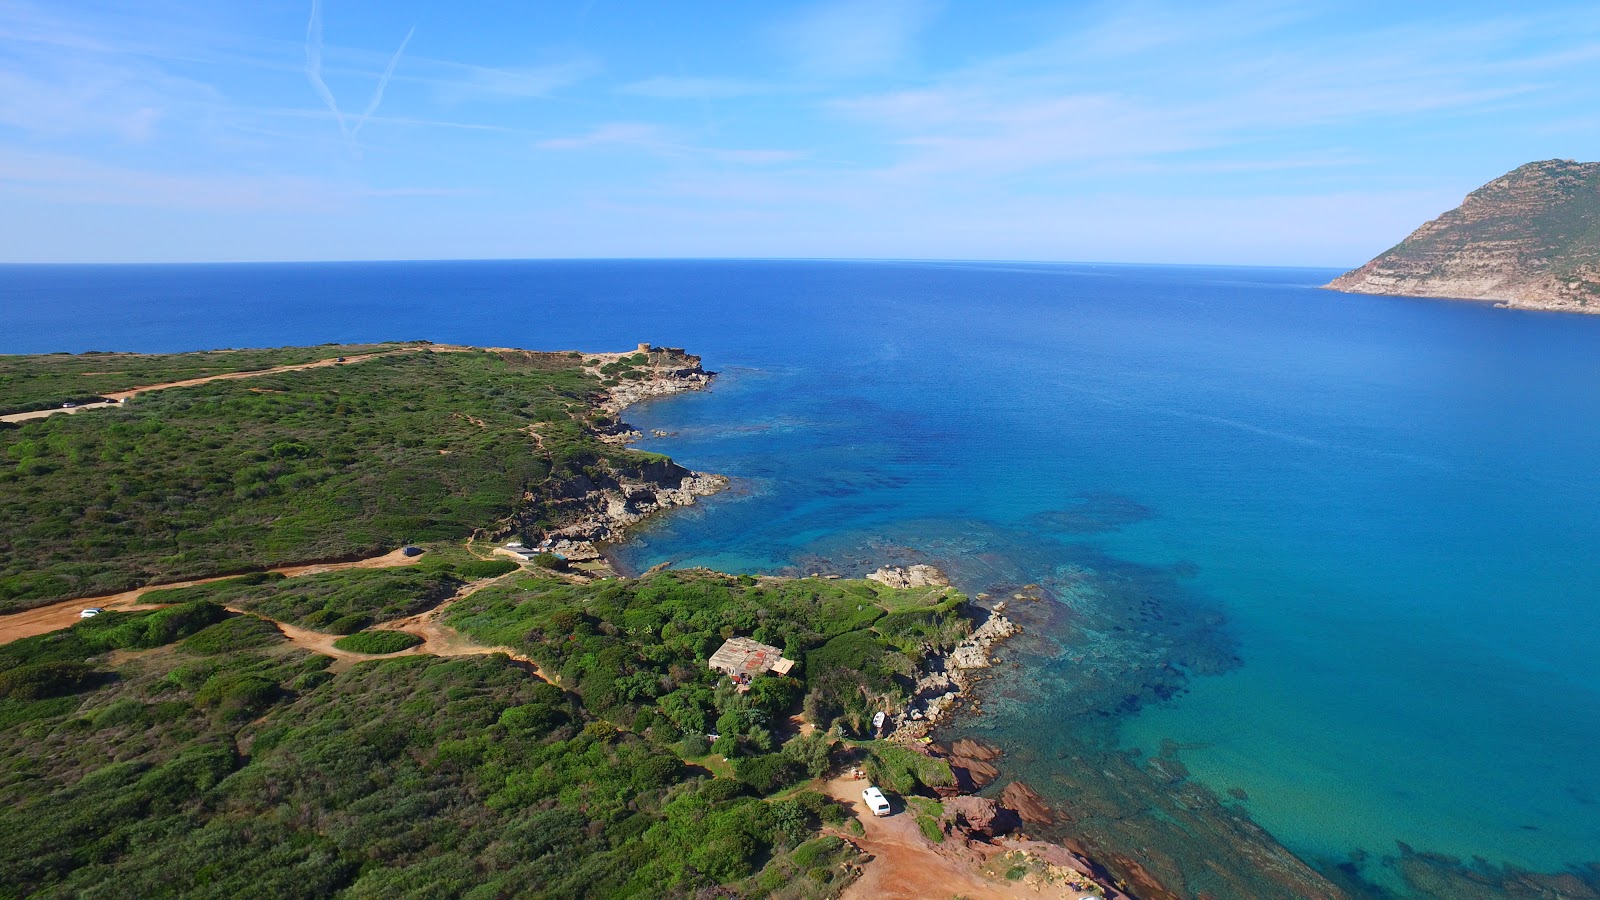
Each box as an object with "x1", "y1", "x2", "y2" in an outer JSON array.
[
  {"x1": 195, "y1": 673, "x2": 280, "y2": 721},
  {"x1": 455, "y1": 559, "x2": 519, "y2": 579},
  {"x1": 327, "y1": 613, "x2": 374, "y2": 635},
  {"x1": 531, "y1": 553, "x2": 565, "y2": 570},
  {"x1": 332, "y1": 631, "x2": 424, "y2": 655},
  {"x1": 498, "y1": 702, "x2": 567, "y2": 733},
  {"x1": 179, "y1": 615, "x2": 283, "y2": 654},
  {"x1": 791, "y1": 835, "x2": 844, "y2": 868},
  {"x1": 733, "y1": 754, "x2": 804, "y2": 795},
  {"x1": 0, "y1": 661, "x2": 96, "y2": 700},
  {"x1": 864, "y1": 744, "x2": 955, "y2": 794}
]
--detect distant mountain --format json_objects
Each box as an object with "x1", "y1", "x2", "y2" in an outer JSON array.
[{"x1": 1326, "y1": 159, "x2": 1600, "y2": 313}]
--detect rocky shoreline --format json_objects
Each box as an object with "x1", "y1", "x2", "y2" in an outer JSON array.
[
  {"x1": 511, "y1": 344, "x2": 728, "y2": 562},
  {"x1": 855, "y1": 566, "x2": 1144, "y2": 899}
]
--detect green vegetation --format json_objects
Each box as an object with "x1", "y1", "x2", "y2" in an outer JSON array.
[
  {"x1": 0, "y1": 342, "x2": 975, "y2": 897},
  {"x1": 862, "y1": 742, "x2": 957, "y2": 794},
  {"x1": 0, "y1": 344, "x2": 401, "y2": 414},
  {"x1": 0, "y1": 569, "x2": 943, "y2": 897},
  {"x1": 0, "y1": 347, "x2": 670, "y2": 611},
  {"x1": 446, "y1": 570, "x2": 968, "y2": 739},
  {"x1": 144, "y1": 569, "x2": 463, "y2": 634},
  {"x1": 332, "y1": 630, "x2": 424, "y2": 654}
]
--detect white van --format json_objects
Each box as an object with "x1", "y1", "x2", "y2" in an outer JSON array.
[{"x1": 861, "y1": 786, "x2": 892, "y2": 817}]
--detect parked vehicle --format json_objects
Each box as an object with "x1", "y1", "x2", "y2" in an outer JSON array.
[
  {"x1": 862, "y1": 786, "x2": 892, "y2": 817},
  {"x1": 79, "y1": 608, "x2": 103, "y2": 618}
]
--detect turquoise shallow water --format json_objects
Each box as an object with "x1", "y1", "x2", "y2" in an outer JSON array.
[{"x1": 5, "y1": 259, "x2": 1598, "y2": 893}]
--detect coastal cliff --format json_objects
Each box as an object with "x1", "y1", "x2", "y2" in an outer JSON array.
[
  {"x1": 515, "y1": 344, "x2": 726, "y2": 561},
  {"x1": 1326, "y1": 159, "x2": 1600, "y2": 313}
]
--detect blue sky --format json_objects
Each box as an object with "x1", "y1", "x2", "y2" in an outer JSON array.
[{"x1": 1, "y1": 1, "x2": 1597, "y2": 265}]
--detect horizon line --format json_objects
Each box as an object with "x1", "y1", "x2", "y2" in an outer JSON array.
[{"x1": 0, "y1": 255, "x2": 1355, "y2": 271}]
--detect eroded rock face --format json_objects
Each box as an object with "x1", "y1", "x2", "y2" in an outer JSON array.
[{"x1": 1327, "y1": 159, "x2": 1600, "y2": 313}]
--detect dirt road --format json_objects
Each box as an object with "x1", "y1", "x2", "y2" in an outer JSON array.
[
  {"x1": 0, "y1": 548, "x2": 420, "y2": 646},
  {"x1": 0, "y1": 348, "x2": 411, "y2": 424}
]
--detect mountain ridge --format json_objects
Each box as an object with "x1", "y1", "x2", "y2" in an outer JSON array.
[{"x1": 1326, "y1": 159, "x2": 1600, "y2": 313}]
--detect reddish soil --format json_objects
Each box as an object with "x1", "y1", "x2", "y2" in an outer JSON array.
[{"x1": 823, "y1": 774, "x2": 1071, "y2": 900}]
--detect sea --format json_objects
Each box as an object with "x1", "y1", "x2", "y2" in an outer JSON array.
[{"x1": 3, "y1": 259, "x2": 1597, "y2": 897}]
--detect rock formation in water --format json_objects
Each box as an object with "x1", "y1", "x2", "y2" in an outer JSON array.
[{"x1": 1326, "y1": 159, "x2": 1600, "y2": 313}]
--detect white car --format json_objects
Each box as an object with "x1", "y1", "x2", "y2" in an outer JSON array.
[
  {"x1": 79, "y1": 608, "x2": 103, "y2": 618},
  {"x1": 861, "y1": 786, "x2": 892, "y2": 817}
]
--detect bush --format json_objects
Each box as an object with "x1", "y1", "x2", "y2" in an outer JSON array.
[
  {"x1": 332, "y1": 631, "x2": 424, "y2": 655},
  {"x1": 733, "y1": 754, "x2": 805, "y2": 795},
  {"x1": 327, "y1": 613, "x2": 374, "y2": 635},
  {"x1": 864, "y1": 744, "x2": 955, "y2": 794},
  {"x1": 195, "y1": 673, "x2": 280, "y2": 720},
  {"x1": 179, "y1": 615, "x2": 283, "y2": 654},
  {"x1": 0, "y1": 661, "x2": 96, "y2": 700},
  {"x1": 791, "y1": 835, "x2": 844, "y2": 868},
  {"x1": 498, "y1": 702, "x2": 567, "y2": 733},
  {"x1": 454, "y1": 559, "x2": 518, "y2": 579},
  {"x1": 531, "y1": 553, "x2": 565, "y2": 570}
]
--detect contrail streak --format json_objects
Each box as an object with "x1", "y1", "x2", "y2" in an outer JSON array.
[
  {"x1": 353, "y1": 26, "x2": 415, "y2": 136},
  {"x1": 304, "y1": 0, "x2": 414, "y2": 149},
  {"x1": 304, "y1": 0, "x2": 349, "y2": 138}
]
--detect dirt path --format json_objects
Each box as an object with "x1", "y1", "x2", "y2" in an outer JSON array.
[
  {"x1": 359, "y1": 569, "x2": 554, "y2": 679},
  {"x1": 823, "y1": 775, "x2": 1064, "y2": 900},
  {"x1": 0, "y1": 548, "x2": 420, "y2": 646},
  {"x1": 0, "y1": 348, "x2": 414, "y2": 424}
]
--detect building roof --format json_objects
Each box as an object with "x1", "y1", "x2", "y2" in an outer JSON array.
[{"x1": 708, "y1": 636, "x2": 795, "y2": 680}]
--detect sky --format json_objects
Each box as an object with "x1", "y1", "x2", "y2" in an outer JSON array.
[{"x1": 1, "y1": 0, "x2": 1598, "y2": 265}]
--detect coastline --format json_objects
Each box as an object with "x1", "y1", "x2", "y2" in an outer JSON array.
[
  {"x1": 12, "y1": 340, "x2": 1591, "y2": 898},
  {"x1": 504, "y1": 344, "x2": 730, "y2": 568}
]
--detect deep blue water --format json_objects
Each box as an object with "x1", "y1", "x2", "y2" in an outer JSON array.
[{"x1": 4, "y1": 260, "x2": 1598, "y2": 893}]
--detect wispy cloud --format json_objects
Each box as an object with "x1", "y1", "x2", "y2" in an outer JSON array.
[
  {"x1": 537, "y1": 121, "x2": 666, "y2": 151},
  {"x1": 617, "y1": 76, "x2": 773, "y2": 100},
  {"x1": 776, "y1": 0, "x2": 939, "y2": 77},
  {"x1": 537, "y1": 122, "x2": 806, "y2": 165}
]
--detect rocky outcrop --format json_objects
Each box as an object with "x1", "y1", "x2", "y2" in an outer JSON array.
[
  {"x1": 897, "y1": 600, "x2": 1019, "y2": 730},
  {"x1": 1327, "y1": 159, "x2": 1600, "y2": 313},
  {"x1": 538, "y1": 469, "x2": 727, "y2": 561},
  {"x1": 589, "y1": 345, "x2": 716, "y2": 419},
  {"x1": 941, "y1": 796, "x2": 1020, "y2": 840},
  {"x1": 517, "y1": 345, "x2": 725, "y2": 560},
  {"x1": 999, "y1": 781, "x2": 1055, "y2": 826},
  {"x1": 867, "y1": 564, "x2": 950, "y2": 589}
]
